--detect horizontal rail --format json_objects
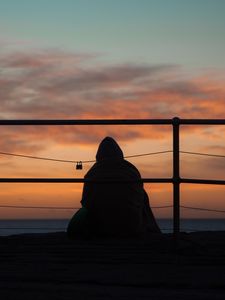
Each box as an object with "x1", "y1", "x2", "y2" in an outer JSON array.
[
  {"x1": 0, "y1": 119, "x2": 172, "y2": 126},
  {"x1": 0, "y1": 178, "x2": 172, "y2": 183},
  {"x1": 181, "y1": 178, "x2": 225, "y2": 185},
  {"x1": 179, "y1": 119, "x2": 225, "y2": 125},
  {"x1": 0, "y1": 118, "x2": 224, "y2": 126},
  {"x1": 0, "y1": 178, "x2": 224, "y2": 184}
]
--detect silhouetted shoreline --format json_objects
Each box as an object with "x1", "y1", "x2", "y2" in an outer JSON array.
[{"x1": 1, "y1": 231, "x2": 225, "y2": 299}]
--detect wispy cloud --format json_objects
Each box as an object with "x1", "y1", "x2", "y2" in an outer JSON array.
[{"x1": 0, "y1": 47, "x2": 225, "y2": 153}]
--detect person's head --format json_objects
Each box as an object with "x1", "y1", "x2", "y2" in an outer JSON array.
[{"x1": 96, "y1": 137, "x2": 124, "y2": 162}]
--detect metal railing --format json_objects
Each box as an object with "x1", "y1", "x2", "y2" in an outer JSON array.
[{"x1": 1, "y1": 117, "x2": 225, "y2": 241}]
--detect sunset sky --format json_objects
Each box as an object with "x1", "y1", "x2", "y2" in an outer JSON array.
[{"x1": 0, "y1": 0, "x2": 224, "y2": 219}]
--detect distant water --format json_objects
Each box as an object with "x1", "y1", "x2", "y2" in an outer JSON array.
[
  {"x1": 0, "y1": 219, "x2": 69, "y2": 236},
  {"x1": 0, "y1": 219, "x2": 225, "y2": 236},
  {"x1": 159, "y1": 219, "x2": 225, "y2": 233}
]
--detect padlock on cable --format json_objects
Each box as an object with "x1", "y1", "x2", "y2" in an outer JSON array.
[{"x1": 76, "y1": 161, "x2": 83, "y2": 170}]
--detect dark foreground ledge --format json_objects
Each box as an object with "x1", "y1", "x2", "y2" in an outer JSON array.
[{"x1": 1, "y1": 232, "x2": 225, "y2": 300}]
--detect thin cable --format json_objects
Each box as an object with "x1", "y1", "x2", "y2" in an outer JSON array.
[
  {"x1": 0, "y1": 151, "x2": 78, "y2": 164},
  {"x1": 180, "y1": 151, "x2": 225, "y2": 158},
  {"x1": 0, "y1": 205, "x2": 79, "y2": 210},
  {"x1": 1, "y1": 149, "x2": 225, "y2": 165},
  {"x1": 181, "y1": 205, "x2": 225, "y2": 213},
  {"x1": 0, "y1": 204, "x2": 172, "y2": 209},
  {"x1": 151, "y1": 205, "x2": 173, "y2": 209},
  {"x1": 125, "y1": 150, "x2": 172, "y2": 159},
  {"x1": 2, "y1": 205, "x2": 225, "y2": 214},
  {"x1": 0, "y1": 150, "x2": 172, "y2": 164}
]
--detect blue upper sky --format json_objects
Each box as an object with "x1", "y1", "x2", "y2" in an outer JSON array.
[{"x1": 0, "y1": 0, "x2": 225, "y2": 70}]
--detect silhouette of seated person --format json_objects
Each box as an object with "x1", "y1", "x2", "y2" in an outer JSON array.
[{"x1": 67, "y1": 137, "x2": 161, "y2": 238}]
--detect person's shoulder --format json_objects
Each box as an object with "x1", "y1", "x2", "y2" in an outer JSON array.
[
  {"x1": 84, "y1": 162, "x2": 98, "y2": 178},
  {"x1": 84, "y1": 161, "x2": 110, "y2": 178},
  {"x1": 122, "y1": 160, "x2": 141, "y2": 177}
]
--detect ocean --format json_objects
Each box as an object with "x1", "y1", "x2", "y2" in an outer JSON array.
[{"x1": 0, "y1": 219, "x2": 225, "y2": 236}]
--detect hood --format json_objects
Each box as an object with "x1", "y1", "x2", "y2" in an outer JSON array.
[{"x1": 96, "y1": 137, "x2": 124, "y2": 162}]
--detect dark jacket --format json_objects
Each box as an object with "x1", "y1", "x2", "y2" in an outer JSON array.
[{"x1": 81, "y1": 137, "x2": 160, "y2": 236}]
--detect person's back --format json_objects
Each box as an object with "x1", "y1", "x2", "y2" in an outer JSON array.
[
  {"x1": 67, "y1": 137, "x2": 160, "y2": 238},
  {"x1": 82, "y1": 161, "x2": 145, "y2": 236}
]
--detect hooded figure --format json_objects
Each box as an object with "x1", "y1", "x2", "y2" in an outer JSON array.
[{"x1": 67, "y1": 137, "x2": 160, "y2": 238}]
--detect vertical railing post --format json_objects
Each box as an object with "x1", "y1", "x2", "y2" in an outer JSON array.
[{"x1": 172, "y1": 117, "x2": 180, "y2": 245}]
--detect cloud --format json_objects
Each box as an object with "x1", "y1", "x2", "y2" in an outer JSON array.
[
  {"x1": 0, "y1": 47, "x2": 225, "y2": 153},
  {"x1": 203, "y1": 145, "x2": 225, "y2": 154}
]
